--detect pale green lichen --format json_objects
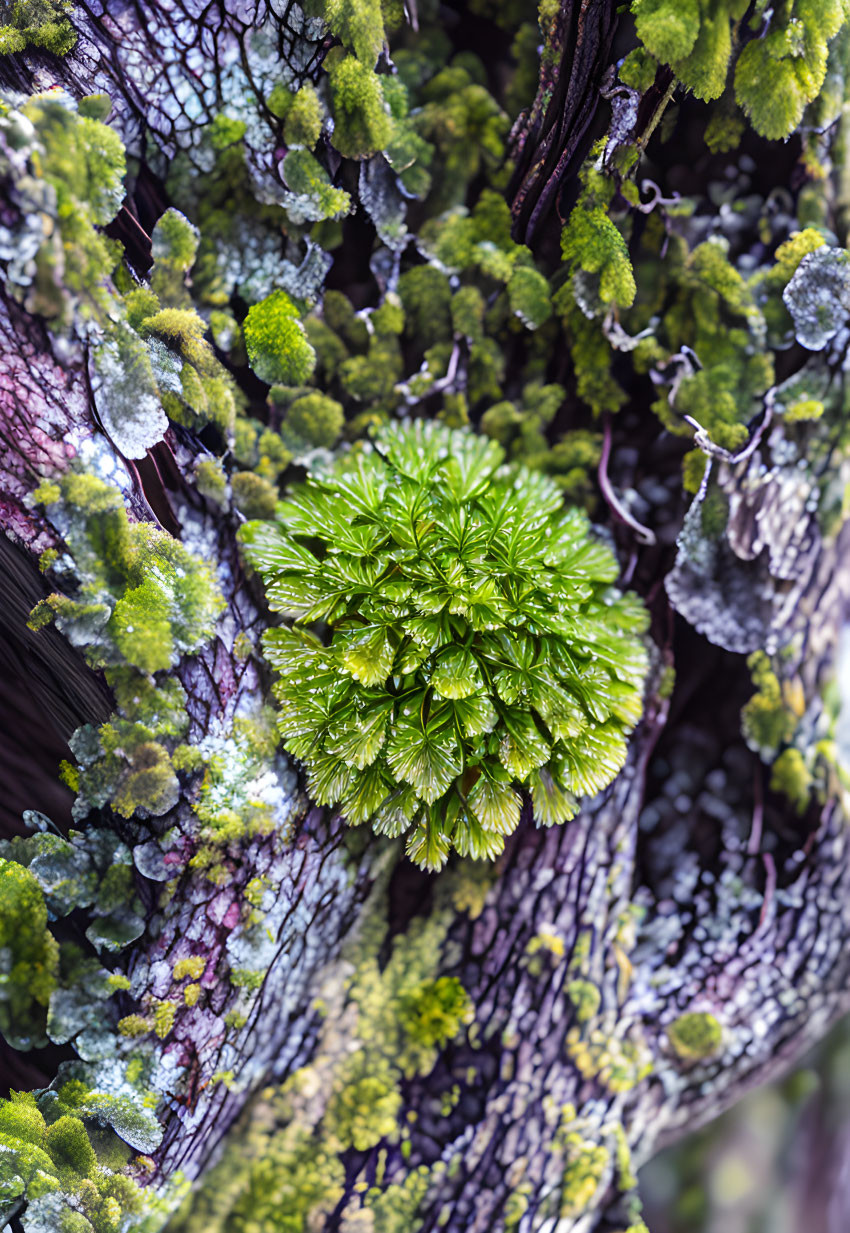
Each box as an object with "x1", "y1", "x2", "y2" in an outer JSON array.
[{"x1": 668, "y1": 1011, "x2": 724, "y2": 1061}]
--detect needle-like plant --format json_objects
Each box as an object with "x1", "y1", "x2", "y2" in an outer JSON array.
[{"x1": 240, "y1": 422, "x2": 649, "y2": 869}]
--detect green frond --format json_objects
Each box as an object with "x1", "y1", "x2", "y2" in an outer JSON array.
[{"x1": 243, "y1": 422, "x2": 649, "y2": 867}]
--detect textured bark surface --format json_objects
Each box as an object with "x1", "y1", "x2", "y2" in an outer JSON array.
[{"x1": 2, "y1": 4, "x2": 850, "y2": 1233}]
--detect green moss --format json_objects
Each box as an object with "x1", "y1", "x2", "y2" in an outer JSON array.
[
  {"x1": 231, "y1": 471, "x2": 278, "y2": 520},
  {"x1": 0, "y1": 859, "x2": 59, "y2": 1048},
  {"x1": 116, "y1": 1014, "x2": 151, "y2": 1039},
  {"x1": 244, "y1": 291, "x2": 316, "y2": 386},
  {"x1": 770, "y1": 746, "x2": 813, "y2": 813},
  {"x1": 194, "y1": 457, "x2": 228, "y2": 505},
  {"x1": 152, "y1": 1000, "x2": 177, "y2": 1039},
  {"x1": 559, "y1": 1125, "x2": 609, "y2": 1217},
  {"x1": 562, "y1": 206, "x2": 635, "y2": 308},
  {"x1": 327, "y1": 51, "x2": 394, "y2": 159},
  {"x1": 46, "y1": 1116, "x2": 98, "y2": 1179},
  {"x1": 397, "y1": 977, "x2": 473, "y2": 1049},
  {"x1": 321, "y1": 0, "x2": 386, "y2": 65},
  {"x1": 173, "y1": 956, "x2": 206, "y2": 981},
  {"x1": 283, "y1": 84, "x2": 324, "y2": 148},
  {"x1": 152, "y1": 208, "x2": 200, "y2": 273},
  {"x1": 742, "y1": 651, "x2": 797, "y2": 758},
  {"x1": 325, "y1": 1054, "x2": 403, "y2": 1150},
  {"x1": 284, "y1": 391, "x2": 345, "y2": 448},
  {"x1": 110, "y1": 740, "x2": 179, "y2": 818},
  {"x1": 668, "y1": 1011, "x2": 723, "y2": 1061},
  {"x1": 567, "y1": 979, "x2": 602, "y2": 1024},
  {"x1": 243, "y1": 421, "x2": 648, "y2": 868}
]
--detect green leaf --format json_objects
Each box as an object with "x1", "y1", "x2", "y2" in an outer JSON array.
[
  {"x1": 529, "y1": 766, "x2": 578, "y2": 827},
  {"x1": 452, "y1": 692, "x2": 498, "y2": 739},
  {"x1": 443, "y1": 431, "x2": 504, "y2": 501},
  {"x1": 431, "y1": 648, "x2": 484, "y2": 700},
  {"x1": 339, "y1": 763, "x2": 392, "y2": 824},
  {"x1": 452, "y1": 811, "x2": 507, "y2": 860},
  {"x1": 326, "y1": 703, "x2": 392, "y2": 769},
  {"x1": 240, "y1": 522, "x2": 319, "y2": 576},
  {"x1": 372, "y1": 786, "x2": 421, "y2": 837},
  {"x1": 266, "y1": 573, "x2": 337, "y2": 620},
  {"x1": 329, "y1": 452, "x2": 388, "y2": 520},
  {"x1": 498, "y1": 711, "x2": 550, "y2": 778},
  {"x1": 386, "y1": 718, "x2": 462, "y2": 803},
  {"x1": 405, "y1": 815, "x2": 451, "y2": 870},
  {"x1": 307, "y1": 754, "x2": 356, "y2": 805},
  {"x1": 467, "y1": 773, "x2": 522, "y2": 834},
  {"x1": 339, "y1": 626, "x2": 395, "y2": 686},
  {"x1": 374, "y1": 419, "x2": 449, "y2": 483},
  {"x1": 554, "y1": 723, "x2": 628, "y2": 797}
]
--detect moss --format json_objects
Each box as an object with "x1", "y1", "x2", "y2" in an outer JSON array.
[
  {"x1": 45, "y1": 1117, "x2": 98, "y2": 1179},
  {"x1": 184, "y1": 984, "x2": 201, "y2": 1007},
  {"x1": 285, "y1": 391, "x2": 345, "y2": 448},
  {"x1": 231, "y1": 969, "x2": 265, "y2": 991},
  {"x1": 770, "y1": 746, "x2": 813, "y2": 813},
  {"x1": 667, "y1": 1011, "x2": 723, "y2": 1061},
  {"x1": 244, "y1": 291, "x2": 316, "y2": 386},
  {"x1": 682, "y1": 449, "x2": 707, "y2": 495},
  {"x1": 0, "y1": 859, "x2": 59, "y2": 1048},
  {"x1": 152, "y1": 208, "x2": 200, "y2": 272},
  {"x1": 566, "y1": 1025, "x2": 653, "y2": 1092},
  {"x1": 284, "y1": 84, "x2": 324, "y2": 149},
  {"x1": 742, "y1": 651, "x2": 797, "y2": 758},
  {"x1": 567, "y1": 979, "x2": 602, "y2": 1024},
  {"x1": 231, "y1": 471, "x2": 279, "y2": 519},
  {"x1": 325, "y1": 1054, "x2": 403, "y2": 1151},
  {"x1": 110, "y1": 741, "x2": 179, "y2": 818},
  {"x1": 174, "y1": 956, "x2": 206, "y2": 981},
  {"x1": 562, "y1": 204, "x2": 635, "y2": 308},
  {"x1": 244, "y1": 421, "x2": 648, "y2": 867},
  {"x1": 153, "y1": 1000, "x2": 177, "y2": 1039},
  {"x1": 559, "y1": 1125, "x2": 609, "y2": 1218},
  {"x1": 117, "y1": 1015, "x2": 152, "y2": 1038},
  {"x1": 396, "y1": 977, "x2": 473, "y2": 1049},
  {"x1": 327, "y1": 51, "x2": 394, "y2": 159}
]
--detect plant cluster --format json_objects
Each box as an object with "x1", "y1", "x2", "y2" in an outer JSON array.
[{"x1": 241, "y1": 421, "x2": 649, "y2": 869}]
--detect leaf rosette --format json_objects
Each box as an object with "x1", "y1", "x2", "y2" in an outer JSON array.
[{"x1": 241, "y1": 422, "x2": 649, "y2": 869}]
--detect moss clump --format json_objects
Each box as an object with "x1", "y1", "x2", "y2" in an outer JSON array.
[
  {"x1": 770, "y1": 746, "x2": 813, "y2": 813},
  {"x1": 741, "y1": 651, "x2": 797, "y2": 759},
  {"x1": 284, "y1": 391, "x2": 345, "y2": 449},
  {"x1": 244, "y1": 291, "x2": 316, "y2": 386},
  {"x1": 0, "y1": 860, "x2": 59, "y2": 1048},
  {"x1": 242, "y1": 420, "x2": 649, "y2": 869},
  {"x1": 325, "y1": 1055, "x2": 403, "y2": 1151},
  {"x1": 668, "y1": 1011, "x2": 723, "y2": 1061},
  {"x1": 397, "y1": 977, "x2": 473, "y2": 1049},
  {"x1": 173, "y1": 956, "x2": 206, "y2": 981},
  {"x1": 567, "y1": 979, "x2": 601, "y2": 1024},
  {"x1": 231, "y1": 471, "x2": 279, "y2": 520},
  {"x1": 327, "y1": 52, "x2": 394, "y2": 159}
]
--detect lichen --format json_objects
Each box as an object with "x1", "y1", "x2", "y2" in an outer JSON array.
[{"x1": 667, "y1": 1011, "x2": 724, "y2": 1061}]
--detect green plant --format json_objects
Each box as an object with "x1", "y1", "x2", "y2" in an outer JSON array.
[{"x1": 241, "y1": 421, "x2": 649, "y2": 869}]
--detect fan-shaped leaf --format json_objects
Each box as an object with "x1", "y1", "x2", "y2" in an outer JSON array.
[
  {"x1": 432, "y1": 648, "x2": 483, "y2": 699},
  {"x1": 339, "y1": 626, "x2": 395, "y2": 686},
  {"x1": 529, "y1": 765, "x2": 578, "y2": 827},
  {"x1": 386, "y1": 719, "x2": 462, "y2": 803},
  {"x1": 467, "y1": 773, "x2": 522, "y2": 834}
]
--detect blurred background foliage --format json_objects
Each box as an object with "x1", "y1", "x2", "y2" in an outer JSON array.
[{"x1": 642, "y1": 1015, "x2": 850, "y2": 1232}]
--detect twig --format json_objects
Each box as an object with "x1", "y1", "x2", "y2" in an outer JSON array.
[{"x1": 598, "y1": 416, "x2": 657, "y2": 546}]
